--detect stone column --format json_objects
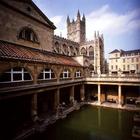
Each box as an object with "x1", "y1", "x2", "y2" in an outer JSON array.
[
  {"x1": 98, "y1": 84, "x2": 101, "y2": 105},
  {"x1": 54, "y1": 88, "x2": 60, "y2": 110},
  {"x1": 70, "y1": 86, "x2": 74, "y2": 105},
  {"x1": 118, "y1": 85, "x2": 122, "y2": 108},
  {"x1": 80, "y1": 84, "x2": 85, "y2": 101},
  {"x1": 31, "y1": 93, "x2": 38, "y2": 122}
]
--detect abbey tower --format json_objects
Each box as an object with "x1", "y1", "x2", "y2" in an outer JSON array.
[
  {"x1": 53, "y1": 10, "x2": 105, "y2": 74},
  {"x1": 67, "y1": 10, "x2": 86, "y2": 44}
]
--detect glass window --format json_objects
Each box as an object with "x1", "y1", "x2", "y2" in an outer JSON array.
[
  {"x1": 60, "y1": 69, "x2": 70, "y2": 79},
  {"x1": 136, "y1": 64, "x2": 139, "y2": 70},
  {"x1": 123, "y1": 65, "x2": 125, "y2": 71},
  {"x1": 19, "y1": 27, "x2": 38, "y2": 43},
  {"x1": 127, "y1": 65, "x2": 129, "y2": 70},
  {"x1": 0, "y1": 67, "x2": 31, "y2": 82},
  {"x1": 38, "y1": 69, "x2": 55, "y2": 80},
  {"x1": 75, "y1": 70, "x2": 81, "y2": 78},
  {"x1": 81, "y1": 47, "x2": 86, "y2": 55}
]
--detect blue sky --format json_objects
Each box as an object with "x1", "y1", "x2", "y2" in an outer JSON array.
[{"x1": 33, "y1": 0, "x2": 140, "y2": 57}]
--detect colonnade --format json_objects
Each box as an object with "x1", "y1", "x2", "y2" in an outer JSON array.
[
  {"x1": 31, "y1": 84, "x2": 85, "y2": 121},
  {"x1": 97, "y1": 84, "x2": 122, "y2": 107}
]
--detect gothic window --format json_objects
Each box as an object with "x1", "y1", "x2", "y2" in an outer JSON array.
[
  {"x1": 81, "y1": 47, "x2": 86, "y2": 55},
  {"x1": 89, "y1": 46, "x2": 94, "y2": 57},
  {"x1": 84, "y1": 60, "x2": 89, "y2": 67},
  {"x1": 38, "y1": 68, "x2": 55, "y2": 80},
  {"x1": 19, "y1": 27, "x2": 39, "y2": 43},
  {"x1": 0, "y1": 67, "x2": 32, "y2": 82},
  {"x1": 75, "y1": 70, "x2": 81, "y2": 78},
  {"x1": 60, "y1": 69, "x2": 70, "y2": 79},
  {"x1": 54, "y1": 42, "x2": 60, "y2": 53},
  {"x1": 62, "y1": 44, "x2": 67, "y2": 55},
  {"x1": 70, "y1": 46, "x2": 74, "y2": 56}
]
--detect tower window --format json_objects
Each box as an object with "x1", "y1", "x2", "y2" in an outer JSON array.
[
  {"x1": 19, "y1": 27, "x2": 39, "y2": 43},
  {"x1": 81, "y1": 47, "x2": 86, "y2": 55}
]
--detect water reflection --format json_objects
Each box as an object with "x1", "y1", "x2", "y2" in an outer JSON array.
[{"x1": 33, "y1": 105, "x2": 134, "y2": 140}]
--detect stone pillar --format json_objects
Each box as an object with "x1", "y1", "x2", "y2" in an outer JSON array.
[
  {"x1": 54, "y1": 88, "x2": 60, "y2": 110},
  {"x1": 118, "y1": 85, "x2": 122, "y2": 108},
  {"x1": 80, "y1": 84, "x2": 85, "y2": 101},
  {"x1": 31, "y1": 93, "x2": 38, "y2": 122},
  {"x1": 70, "y1": 86, "x2": 75, "y2": 105},
  {"x1": 98, "y1": 84, "x2": 101, "y2": 105}
]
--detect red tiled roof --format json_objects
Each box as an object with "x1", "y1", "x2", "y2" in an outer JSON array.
[{"x1": 0, "y1": 40, "x2": 81, "y2": 67}]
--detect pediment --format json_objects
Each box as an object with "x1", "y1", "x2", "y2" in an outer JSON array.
[{"x1": 1, "y1": 0, "x2": 56, "y2": 29}]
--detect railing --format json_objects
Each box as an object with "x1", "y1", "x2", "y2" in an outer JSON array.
[{"x1": 87, "y1": 73, "x2": 140, "y2": 83}]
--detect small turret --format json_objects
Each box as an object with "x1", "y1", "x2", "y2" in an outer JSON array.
[
  {"x1": 82, "y1": 14, "x2": 85, "y2": 21},
  {"x1": 97, "y1": 31, "x2": 99, "y2": 37},
  {"x1": 101, "y1": 34, "x2": 104, "y2": 40},
  {"x1": 67, "y1": 15, "x2": 70, "y2": 24},
  {"x1": 94, "y1": 31, "x2": 96, "y2": 39},
  {"x1": 72, "y1": 19, "x2": 75, "y2": 23},
  {"x1": 77, "y1": 10, "x2": 81, "y2": 20}
]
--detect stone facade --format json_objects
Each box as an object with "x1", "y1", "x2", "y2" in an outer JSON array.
[
  {"x1": 0, "y1": 0, "x2": 55, "y2": 52},
  {"x1": 67, "y1": 10, "x2": 86, "y2": 44},
  {"x1": 109, "y1": 49, "x2": 140, "y2": 74},
  {"x1": 53, "y1": 11, "x2": 105, "y2": 74}
]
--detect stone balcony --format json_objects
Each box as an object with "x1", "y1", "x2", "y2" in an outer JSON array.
[{"x1": 86, "y1": 74, "x2": 140, "y2": 85}]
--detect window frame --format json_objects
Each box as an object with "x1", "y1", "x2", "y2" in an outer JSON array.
[
  {"x1": 0, "y1": 67, "x2": 32, "y2": 83},
  {"x1": 75, "y1": 70, "x2": 81, "y2": 78},
  {"x1": 19, "y1": 27, "x2": 39, "y2": 43},
  {"x1": 38, "y1": 69, "x2": 55, "y2": 80}
]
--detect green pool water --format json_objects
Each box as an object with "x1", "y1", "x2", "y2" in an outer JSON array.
[{"x1": 36, "y1": 105, "x2": 135, "y2": 140}]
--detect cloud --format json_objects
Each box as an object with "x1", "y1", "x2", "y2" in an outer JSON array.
[
  {"x1": 50, "y1": 16, "x2": 63, "y2": 27},
  {"x1": 50, "y1": 4, "x2": 140, "y2": 43},
  {"x1": 86, "y1": 5, "x2": 140, "y2": 40},
  {"x1": 50, "y1": 16, "x2": 67, "y2": 37}
]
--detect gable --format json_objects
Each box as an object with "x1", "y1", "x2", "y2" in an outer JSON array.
[{"x1": 0, "y1": 0, "x2": 56, "y2": 29}]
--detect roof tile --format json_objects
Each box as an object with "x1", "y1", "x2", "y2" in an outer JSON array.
[{"x1": 0, "y1": 40, "x2": 81, "y2": 67}]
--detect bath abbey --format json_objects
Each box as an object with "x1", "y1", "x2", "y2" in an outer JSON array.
[{"x1": 0, "y1": 0, "x2": 140, "y2": 139}]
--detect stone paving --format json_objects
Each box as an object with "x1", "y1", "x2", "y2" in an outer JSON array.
[{"x1": 90, "y1": 101, "x2": 140, "y2": 111}]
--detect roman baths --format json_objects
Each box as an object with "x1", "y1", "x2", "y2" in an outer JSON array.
[{"x1": 0, "y1": 0, "x2": 140, "y2": 140}]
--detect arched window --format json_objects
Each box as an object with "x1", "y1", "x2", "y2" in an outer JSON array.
[
  {"x1": 38, "y1": 68, "x2": 55, "y2": 80},
  {"x1": 70, "y1": 46, "x2": 74, "y2": 56},
  {"x1": 62, "y1": 44, "x2": 67, "y2": 55},
  {"x1": 60, "y1": 69, "x2": 70, "y2": 79},
  {"x1": 81, "y1": 47, "x2": 87, "y2": 55},
  {"x1": 0, "y1": 67, "x2": 32, "y2": 82},
  {"x1": 84, "y1": 60, "x2": 89, "y2": 67},
  {"x1": 19, "y1": 27, "x2": 39, "y2": 43},
  {"x1": 75, "y1": 70, "x2": 81, "y2": 78},
  {"x1": 54, "y1": 42, "x2": 60, "y2": 53},
  {"x1": 89, "y1": 46, "x2": 94, "y2": 57}
]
